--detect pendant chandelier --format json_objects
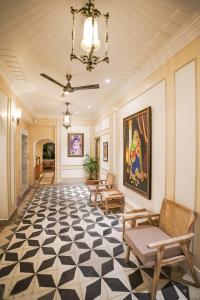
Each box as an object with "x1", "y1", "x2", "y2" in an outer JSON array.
[
  {"x1": 63, "y1": 102, "x2": 72, "y2": 130},
  {"x1": 70, "y1": 0, "x2": 109, "y2": 71}
]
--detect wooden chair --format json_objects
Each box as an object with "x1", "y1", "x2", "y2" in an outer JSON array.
[
  {"x1": 123, "y1": 199, "x2": 200, "y2": 300},
  {"x1": 87, "y1": 172, "x2": 114, "y2": 207}
]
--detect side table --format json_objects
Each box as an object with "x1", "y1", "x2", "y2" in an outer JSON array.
[{"x1": 101, "y1": 190, "x2": 125, "y2": 214}]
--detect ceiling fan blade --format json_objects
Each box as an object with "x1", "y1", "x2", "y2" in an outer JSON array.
[
  {"x1": 73, "y1": 84, "x2": 99, "y2": 91},
  {"x1": 40, "y1": 73, "x2": 65, "y2": 88}
]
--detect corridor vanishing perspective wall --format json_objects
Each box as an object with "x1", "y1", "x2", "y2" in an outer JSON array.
[
  {"x1": 119, "y1": 80, "x2": 166, "y2": 212},
  {"x1": 0, "y1": 75, "x2": 33, "y2": 221},
  {"x1": 94, "y1": 36, "x2": 200, "y2": 270}
]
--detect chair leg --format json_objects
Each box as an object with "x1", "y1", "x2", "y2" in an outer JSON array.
[
  {"x1": 106, "y1": 200, "x2": 108, "y2": 215},
  {"x1": 131, "y1": 220, "x2": 136, "y2": 228},
  {"x1": 122, "y1": 220, "x2": 125, "y2": 240},
  {"x1": 94, "y1": 194, "x2": 97, "y2": 207},
  {"x1": 151, "y1": 249, "x2": 163, "y2": 300},
  {"x1": 182, "y1": 244, "x2": 200, "y2": 287},
  {"x1": 151, "y1": 262, "x2": 161, "y2": 300},
  {"x1": 126, "y1": 245, "x2": 130, "y2": 263}
]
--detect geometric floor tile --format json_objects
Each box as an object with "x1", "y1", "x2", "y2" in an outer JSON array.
[{"x1": 0, "y1": 184, "x2": 196, "y2": 299}]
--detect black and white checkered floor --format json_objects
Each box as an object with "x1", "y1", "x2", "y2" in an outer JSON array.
[{"x1": 0, "y1": 185, "x2": 193, "y2": 299}]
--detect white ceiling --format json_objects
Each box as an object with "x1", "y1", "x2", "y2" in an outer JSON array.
[{"x1": 0, "y1": 0, "x2": 200, "y2": 119}]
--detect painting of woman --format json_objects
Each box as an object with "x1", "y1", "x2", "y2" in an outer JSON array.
[
  {"x1": 68, "y1": 133, "x2": 84, "y2": 157},
  {"x1": 123, "y1": 107, "x2": 151, "y2": 199}
]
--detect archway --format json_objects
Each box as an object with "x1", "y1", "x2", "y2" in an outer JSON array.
[
  {"x1": 34, "y1": 138, "x2": 55, "y2": 185},
  {"x1": 43, "y1": 142, "x2": 55, "y2": 171}
]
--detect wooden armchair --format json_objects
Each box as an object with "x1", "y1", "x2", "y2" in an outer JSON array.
[
  {"x1": 123, "y1": 199, "x2": 200, "y2": 300},
  {"x1": 87, "y1": 172, "x2": 114, "y2": 206}
]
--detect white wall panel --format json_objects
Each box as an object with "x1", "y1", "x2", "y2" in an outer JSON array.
[
  {"x1": 119, "y1": 81, "x2": 166, "y2": 212},
  {"x1": 61, "y1": 168, "x2": 85, "y2": 178},
  {"x1": 101, "y1": 117, "x2": 110, "y2": 131},
  {"x1": 60, "y1": 124, "x2": 90, "y2": 179},
  {"x1": 0, "y1": 91, "x2": 8, "y2": 219},
  {"x1": 94, "y1": 123, "x2": 101, "y2": 134},
  {"x1": 175, "y1": 61, "x2": 196, "y2": 209}
]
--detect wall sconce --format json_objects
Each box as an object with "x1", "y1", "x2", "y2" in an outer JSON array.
[
  {"x1": 13, "y1": 107, "x2": 22, "y2": 126},
  {"x1": 33, "y1": 117, "x2": 38, "y2": 125}
]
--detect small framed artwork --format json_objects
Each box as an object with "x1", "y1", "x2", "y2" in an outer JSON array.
[
  {"x1": 68, "y1": 133, "x2": 84, "y2": 157},
  {"x1": 123, "y1": 107, "x2": 151, "y2": 199},
  {"x1": 103, "y1": 142, "x2": 108, "y2": 162}
]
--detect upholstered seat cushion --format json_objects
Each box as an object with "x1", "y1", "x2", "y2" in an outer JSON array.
[{"x1": 124, "y1": 226, "x2": 182, "y2": 267}]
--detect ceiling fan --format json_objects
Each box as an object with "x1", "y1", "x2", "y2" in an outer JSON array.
[{"x1": 40, "y1": 73, "x2": 99, "y2": 96}]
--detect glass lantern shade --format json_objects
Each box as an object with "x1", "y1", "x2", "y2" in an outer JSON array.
[
  {"x1": 81, "y1": 17, "x2": 101, "y2": 52},
  {"x1": 63, "y1": 114, "x2": 71, "y2": 129}
]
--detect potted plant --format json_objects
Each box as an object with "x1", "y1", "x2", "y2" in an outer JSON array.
[{"x1": 83, "y1": 154, "x2": 99, "y2": 180}]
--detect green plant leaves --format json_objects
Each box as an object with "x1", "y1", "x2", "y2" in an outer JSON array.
[{"x1": 83, "y1": 154, "x2": 99, "y2": 179}]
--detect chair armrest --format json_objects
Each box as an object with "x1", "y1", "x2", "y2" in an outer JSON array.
[
  {"x1": 86, "y1": 180, "x2": 100, "y2": 184},
  {"x1": 147, "y1": 233, "x2": 194, "y2": 249},
  {"x1": 123, "y1": 213, "x2": 160, "y2": 222},
  {"x1": 126, "y1": 208, "x2": 147, "y2": 214},
  {"x1": 94, "y1": 184, "x2": 109, "y2": 191}
]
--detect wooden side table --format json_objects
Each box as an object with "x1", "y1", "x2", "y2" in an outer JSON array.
[{"x1": 101, "y1": 190, "x2": 125, "y2": 214}]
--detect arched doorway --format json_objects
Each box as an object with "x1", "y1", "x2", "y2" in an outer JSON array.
[
  {"x1": 43, "y1": 142, "x2": 55, "y2": 171},
  {"x1": 34, "y1": 139, "x2": 55, "y2": 185}
]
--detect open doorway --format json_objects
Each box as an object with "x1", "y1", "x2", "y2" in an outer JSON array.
[{"x1": 35, "y1": 139, "x2": 55, "y2": 185}]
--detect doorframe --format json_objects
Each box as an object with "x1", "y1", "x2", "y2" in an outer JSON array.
[
  {"x1": 33, "y1": 138, "x2": 56, "y2": 184},
  {"x1": 20, "y1": 128, "x2": 29, "y2": 195},
  {"x1": 95, "y1": 137, "x2": 100, "y2": 179}
]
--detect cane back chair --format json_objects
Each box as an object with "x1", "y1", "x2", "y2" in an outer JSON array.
[{"x1": 123, "y1": 199, "x2": 200, "y2": 300}]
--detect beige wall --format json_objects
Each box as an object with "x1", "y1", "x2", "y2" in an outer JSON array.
[
  {"x1": 0, "y1": 75, "x2": 33, "y2": 220},
  {"x1": 94, "y1": 36, "x2": 200, "y2": 268},
  {"x1": 29, "y1": 119, "x2": 56, "y2": 185}
]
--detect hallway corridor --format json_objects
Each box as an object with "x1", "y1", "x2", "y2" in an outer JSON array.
[{"x1": 0, "y1": 185, "x2": 195, "y2": 300}]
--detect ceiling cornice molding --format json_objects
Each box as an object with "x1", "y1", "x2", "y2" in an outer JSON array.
[
  {"x1": 36, "y1": 114, "x2": 61, "y2": 119},
  {"x1": 95, "y1": 12, "x2": 200, "y2": 119},
  {"x1": 36, "y1": 113, "x2": 93, "y2": 122}
]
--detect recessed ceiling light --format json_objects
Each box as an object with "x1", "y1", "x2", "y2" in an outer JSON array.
[
  {"x1": 87, "y1": 105, "x2": 91, "y2": 109},
  {"x1": 105, "y1": 79, "x2": 110, "y2": 84},
  {"x1": 75, "y1": 111, "x2": 79, "y2": 114}
]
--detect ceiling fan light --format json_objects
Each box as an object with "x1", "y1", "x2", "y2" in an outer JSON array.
[{"x1": 81, "y1": 17, "x2": 101, "y2": 52}]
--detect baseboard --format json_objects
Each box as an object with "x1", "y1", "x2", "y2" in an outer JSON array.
[
  {"x1": 0, "y1": 187, "x2": 34, "y2": 226},
  {"x1": 0, "y1": 207, "x2": 17, "y2": 225},
  {"x1": 125, "y1": 197, "x2": 141, "y2": 210},
  {"x1": 16, "y1": 186, "x2": 32, "y2": 206},
  {"x1": 60, "y1": 178, "x2": 86, "y2": 185}
]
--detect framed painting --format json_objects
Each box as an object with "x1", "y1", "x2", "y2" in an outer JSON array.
[
  {"x1": 123, "y1": 107, "x2": 151, "y2": 199},
  {"x1": 103, "y1": 142, "x2": 108, "y2": 162},
  {"x1": 68, "y1": 133, "x2": 84, "y2": 157}
]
